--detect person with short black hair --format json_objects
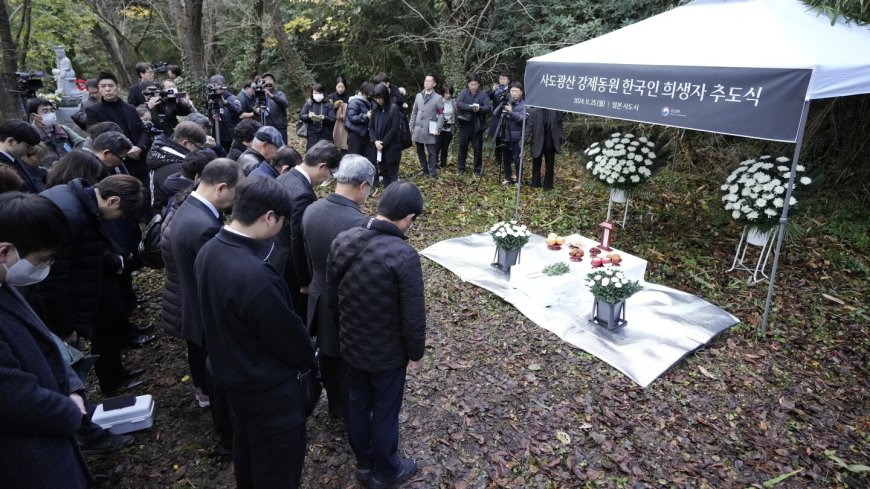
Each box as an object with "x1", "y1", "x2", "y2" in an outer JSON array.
[
  {"x1": 250, "y1": 146, "x2": 301, "y2": 179},
  {"x1": 26, "y1": 97, "x2": 85, "y2": 167},
  {"x1": 369, "y1": 82, "x2": 404, "y2": 188},
  {"x1": 302, "y1": 154, "x2": 374, "y2": 420},
  {"x1": 195, "y1": 175, "x2": 314, "y2": 489},
  {"x1": 128, "y1": 61, "x2": 156, "y2": 107},
  {"x1": 409, "y1": 74, "x2": 444, "y2": 178},
  {"x1": 228, "y1": 118, "x2": 261, "y2": 161},
  {"x1": 344, "y1": 82, "x2": 376, "y2": 164},
  {"x1": 72, "y1": 79, "x2": 100, "y2": 130},
  {"x1": 327, "y1": 76, "x2": 349, "y2": 106},
  {"x1": 274, "y1": 140, "x2": 342, "y2": 317},
  {"x1": 0, "y1": 191, "x2": 94, "y2": 489},
  {"x1": 436, "y1": 83, "x2": 456, "y2": 169},
  {"x1": 167, "y1": 158, "x2": 243, "y2": 448},
  {"x1": 259, "y1": 73, "x2": 290, "y2": 144},
  {"x1": 165, "y1": 64, "x2": 182, "y2": 80},
  {"x1": 492, "y1": 81, "x2": 527, "y2": 185},
  {"x1": 327, "y1": 181, "x2": 427, "y2": 488},
  {"x1": 37, "y1": 174, "x2": 146, "y2": 393},
  {"x1": 83, "y1": 121, "x2": 123, "y2": 150},
  {"x1": 0, "y1": 119, "x2": 44, "y2": 193},
  {"x1": 300, "y1": 83, "x2": 336, "y2": 150},
  {"x1": 455, "y1": 73, "x2": 491, "y2": 176},
  {"x1": 147, "y1": 121, "x2": 207, "y2": 213},
  {"x1": 161, "y1": 148, "x2": 216, "y2": 211},
  {"x1": 89, "y1": 131, "x2": 133, "y2": 170},
  {"x1": 0, "y1": 165, "x2": 23, "y2": 193}
]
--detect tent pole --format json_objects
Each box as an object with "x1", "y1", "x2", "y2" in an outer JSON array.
[
  {"x1": 513, "y1": 105, "x2": 529, "y2": 221},
  {"x1": 760, "y1": 99, "x2": 811, "y2": 335}
]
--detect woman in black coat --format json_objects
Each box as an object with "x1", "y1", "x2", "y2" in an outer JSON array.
[
  {"x1": 327, "y1": 76, "x2": 350, "y2": 105},
  {"x1": 345, "y1": 82, "x2": 376, "y2": 161},
  {"x1": 299, "y1": 83, "x2": 337, "y2": 151},
  {"x1": 369, "y1": 82, "x2": 403, "y2": 188}
]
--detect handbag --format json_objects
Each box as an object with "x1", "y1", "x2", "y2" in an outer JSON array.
[
  {"x1": 298, "y1": 351, "x2": 322, "y2": 417},
  {"x1": 138, "y1": 212, "x2": 164, "y2": 269},
  {"x1": 295, "y1": 119, "x2": 308, "y2": 138}
]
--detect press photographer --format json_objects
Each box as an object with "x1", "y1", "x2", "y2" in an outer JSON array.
[
  {"x1": 204, "y1": 75, "x2": 241, "y2": 152},
  {"x1": 144, "y1": 82, "x2": 194, "y2": 136},
  {"x1": 239, "y1": 73, "x2": 288, "y2": 144},
  {"x1": 491, "y1": 81, "x2": 526, "y2": 185}
]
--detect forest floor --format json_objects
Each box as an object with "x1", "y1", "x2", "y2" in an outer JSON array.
[{"x1": 86, "y1": 141, "x2": 868, "y2": 488}]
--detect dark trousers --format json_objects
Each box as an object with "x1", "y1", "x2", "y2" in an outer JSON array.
[
  {"x1": 457, "y1": 123, "x2": 483, "y2": 173},
  {"x1": 189, "y1": 340, "x2": 234, "y2": 449},
  {"x1": 347, "y1": 131, "x2": 378, "y2": 183},
  {"x1": 346, "y1": 365, "x2": 407, "y2": 479},
  {"x1": 437, "y1": 130, "x2": 453, "y2": 167},
  {"x1": 532, "y1": 147, "x2": 556, "y2": 189},
  {"x1": 93, "y1": 275, "x2": 127, "y2": 393},
  {"x1": 379, "y1": 157, "x2": 400, "y2": 188},
  {"x1": 499, "y1": 140, "x2": 521, "y2": 182},
  {"x1": 227, "y1": 383, "x2": 307, "y2": 489},
  {"x1": 415, "y1": 142, "x2": 437, "y2": 176},
  {"x1": 320, "y1": 354, "x2": 348, "y2": 418}
]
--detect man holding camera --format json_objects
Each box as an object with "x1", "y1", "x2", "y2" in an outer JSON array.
[
  {"x1": 252, "y1": 73, "x2": 289, "y2": 145},
  {"x1": 143, "y1": 81, "x2": 194, "y2": 136},
  {"x1": 204, "y1": 75, "x2": 242, "y2": 152},
  {"x1": 127, "y1": 62, "x2": 156, "y2": 107}
]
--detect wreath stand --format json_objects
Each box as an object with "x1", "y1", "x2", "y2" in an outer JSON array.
[
  {"x1": 727, "y1": 226, "x2": 775, "y2": 284},
  {"x1": 606, "y1": 189, "x2": 629, "y2": 228}
]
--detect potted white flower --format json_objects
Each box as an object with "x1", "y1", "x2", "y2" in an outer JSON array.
[
  {"x1": 582, "y1": 132, "x2": 660, "y2": 203},
  {"x1": 489, "y1": 220, "x2": 531, "y2": 273},
  {"x1": 585, "y1": 268, "x2": 643, "y2": 331},
  {"x1": 720, "y1": 155, "x2": 812, "y2": 245}
]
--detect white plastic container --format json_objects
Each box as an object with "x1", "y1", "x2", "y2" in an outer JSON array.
[{"x1": 92, "y1": 395, "x2": 155, "y2": 434}]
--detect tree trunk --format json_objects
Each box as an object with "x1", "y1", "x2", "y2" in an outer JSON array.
[
  {"x1": 264, "y1": 0, "x2": 313, "y2": 90},
  {"x1": 92, "y1": 22, "x2": 134, "y2": 86},
  {"x1": 14, "y1": 0, "x2": 30, "y2": 67},
  {"x1": 181, "y1": 0, "x2": 206, "y2": 82},
  {"x1": 0, "y1": 0, "x2": 23, "y2": 117}
]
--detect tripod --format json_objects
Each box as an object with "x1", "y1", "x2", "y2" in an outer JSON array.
[{"x1": 207, "y1": 97, "x2": 222, "y2": 145}]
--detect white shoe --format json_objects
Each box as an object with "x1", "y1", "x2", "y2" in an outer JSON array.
[{"x1": 195, "y1": 388, "x2": 210, "y2": 408}]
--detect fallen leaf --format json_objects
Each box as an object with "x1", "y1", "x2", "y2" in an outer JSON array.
[
  {"x1": 556, "y1": 431, "x2": 571, "y2": 445},
  {"x1": 698, "y1": 365, "x2": 718, "y2": 380},
  {"x1": 528, "y1": 364, "x2": 542, "y2": 371}
]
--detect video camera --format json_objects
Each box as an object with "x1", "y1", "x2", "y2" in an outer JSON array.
[
  {"x1": 152, "y1": 61, "x2": 169, "y2": 75},
  {"x1": 252, "y1": 79, "x2": 268, "y2": 104},
  {"x1": 143, "y1": 85, "x2": 184, "y2": 106},
  {"x1": 15, "y1": 71, "x2": 44, "y2": 98},
  {"x1": 496, "y1": 90, "x2": 510, "y2": 108},
  {"x1": 206, "y1": 83, "x2": 226, "y2": 102}
]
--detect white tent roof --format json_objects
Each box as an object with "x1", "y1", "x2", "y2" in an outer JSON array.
[{"x1": 530, "y1": 0, "x2": 870, "y2": 100}]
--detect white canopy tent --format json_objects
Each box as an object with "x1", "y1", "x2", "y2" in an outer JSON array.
[{"x1": 519, "y1": 0, "x2": 870, "y2": 332}]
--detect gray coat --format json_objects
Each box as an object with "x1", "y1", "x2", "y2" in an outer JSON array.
[
  {"x1": 409, "y1": 91, "x2": 444, "y2": 145},
  {"x1": 301, "y1": 193, "x2": 368, "y2": 356},
  {"x1": 529, "y1": 107, "x2": 563, "y2": 158},
  {"x1": 0, "y1": 285, "x2": 89, "y2": 489}
]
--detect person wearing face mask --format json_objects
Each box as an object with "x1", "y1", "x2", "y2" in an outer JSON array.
[
  {"x1": 36, "y1": 175, "x2": 147, "y2": 394},
  {"x1": 0, "y1": 119, "x2": 43, "y2": 193},
  {"x1": 326, "y1": 181, "x2": 427, "y2": 488},
  {"x1": 194, "y1": 176, "x2": 315, "y2": 489},
  {"x1": 26, "y1": 98, "x2": 85, "y2": 168},
  {"x1": 0, "y1": 191, "x2": 92, "y2": 489},
  {"x1": 299, "y1": 83, "x2": 337, "y2": 151},
  {"x1": 302, "y1": 154, "x2": 374, "y2": 421}
]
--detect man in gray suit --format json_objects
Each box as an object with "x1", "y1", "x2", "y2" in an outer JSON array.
[
  {"x1": 409, "y1": 75, "x2": 444, "y2": 178},
  {"x1": 301, "y1": 154, "x2": 374, "y2": 419}
]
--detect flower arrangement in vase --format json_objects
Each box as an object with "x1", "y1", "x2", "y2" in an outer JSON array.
[
  {"x1": 489, "y1": 220, "x2": 531, "y2": 273},
  {"x1": 585, "y1": 268, "x2": 643, "y2": 331}
]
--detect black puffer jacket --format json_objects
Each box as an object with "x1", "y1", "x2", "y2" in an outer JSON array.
[
  {"x1": 146, "y1": 134, "x2": 188, "y2": 212},
  {"x1": 326, "y1": 218, "x2": 426, "y2": 372},
  {"x1": 37, "y1": 179, "x2": 123, "y2": 338},
  {"x1": 159, "y1": 201, "x2": 183, "y2": 338}
]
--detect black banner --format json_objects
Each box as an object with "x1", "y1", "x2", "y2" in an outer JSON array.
[{"x1": 524, "y1": 63, "x2": 811, "y2": 142}]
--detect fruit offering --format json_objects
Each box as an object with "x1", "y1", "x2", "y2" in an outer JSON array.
[
  {"x1": 589, "y1": 247, "x2": 601, "y2": 256},
  {"x1": 568, "y1": 246, "x2": 584, "y2": 262},
  {"x1": 607, "y1": 253, "x2": 622, "y2": 265},
  {"x1": 546, "y1": 232, "x2": 562, "y2": 250}
]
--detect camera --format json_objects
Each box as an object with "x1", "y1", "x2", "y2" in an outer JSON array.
[
  {"x1": 15, "y1": 71, "x2": 44, "y2": 97},
  {"x1": 152, "y1": 61, "x2": 168, "y2": 75},
  {"x1": 142, "y1": 85, "x2": 180, "y2": 107},
  {"x1": 497, "y1": 90, "x2": 510, "y2": 107},
  {"x1": 206, "y1": 83, "x2": 225, "y2": 102}
]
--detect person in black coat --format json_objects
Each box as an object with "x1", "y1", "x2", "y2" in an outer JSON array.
[
  {"x1": 299, "y1": 83, "x2": 337, "y2": 151},
  {"x1": 274, "y1": 141, "x2": 342, "y2": 321},
  {"x1": 369, "y1": 82, "x2": 403, "y2": 188},
  {"x1": 146, "y1": 121, "x2": 207, "y2": 213},
  {"x1": 491, "y1": 82, "x2": 528, "y2": 185},
  {"x1": 455, "y1": 73, "x2": 492, "y2": 176},
  {"x1": 301, "y1": 154, "x2": 373, "y2": 419},
  {"x1": 195, "y1": 176, "x2": 315, "y2": 489},
  {"x1": 127, "y1": 62, "x2": 156, "y2": 108},
  {"x1": 327, "y1": 182, "x2": 427, "y2": 487},
  {"x1": 327, "y1": 76, "x2": 350, "y2": 105},
  {"x1": 0, "y1": 191, "x2": 91, "y2": 489},
  {"x1": 344, "y1": 82, "x2": 376, "y2": 164},
  {"x1": 528, "y1": 107, "x2": 564, "y2": 190},
  {"x1": 0, "y1": 120, "x2": 43, "y2": 193},
  {"x1": 167, "y1": 159, "x2": 242, "y2": 437},
  {"x1": 37, "y1": 175, "x2": 146, "y2": 393},
  {"x1": 86, "y1": 72, "x2": 150, "y2": 191}
]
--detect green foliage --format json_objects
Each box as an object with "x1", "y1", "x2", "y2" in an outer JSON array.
[
  {"x1": 802, "y1": 0, "x2": 870, "y2": 25},
  {"x1": 542, "y1": 262, "x2": 570, "y2": 276}
]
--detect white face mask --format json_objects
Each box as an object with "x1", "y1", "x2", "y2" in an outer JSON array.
[
  {"x1": 313, "y1": 93, "x2": 324, "y2": 103},
  {"x1": 40, "y1": 112, "x2": 57, "y2": 126},
  {"x1": 3, "y1": 248, "x2": 51, "y2": 287}
]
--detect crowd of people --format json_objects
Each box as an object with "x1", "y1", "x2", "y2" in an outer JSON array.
[{"x1": 0, "y1": 61, "x2": 567, "y2": 489}]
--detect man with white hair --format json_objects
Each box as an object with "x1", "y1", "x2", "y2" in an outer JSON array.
[{"x1": 301, "y1": 154, "x2": 374, "y2": 419}]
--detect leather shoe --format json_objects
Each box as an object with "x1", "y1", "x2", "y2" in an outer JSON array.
[
  {"x1": 122, "y1": 368, "x2": 145, "y2": 378},
  {"x1": 78, "y1": 432, "x2": 134, "y2": 455},
  {"x1": 355, "y1": 467, "x2": 372, "y2": 484},
  {"x1": 117, "y1": 378, "x2": 143, "y2": 391},
  {"x1": 133, "y1": 323, "x2": 154, "y2": 334},
  {"x1": 130, "y1": 334, "x2": 156, "y2": 349},
  {"x1": 370, "y1": 457, "x2": 416, "y2": 489}
]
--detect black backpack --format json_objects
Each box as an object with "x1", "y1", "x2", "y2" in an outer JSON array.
[{"x1": 138, "y1": 212, "x2": 164, "y2": 269}]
